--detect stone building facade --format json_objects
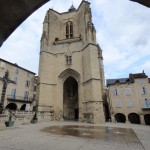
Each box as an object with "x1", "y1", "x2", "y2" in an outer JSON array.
[
  {"x1": 0, "y1": 58, "x2": 36, "y2": 112},
  {"x1": 37, "y1": 1, "x2": 105, "y2": 124},
  {"x1": 106, "y1": 71, "x2": 150, "y2": 125}
]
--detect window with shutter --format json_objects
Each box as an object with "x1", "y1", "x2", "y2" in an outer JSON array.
[
  {"x1": 15, "y1": 68, "x2": 19, "y2": 75},
  {"x1": 24, "y1": 91, "x2": 29, "y2": 100},
  {"x1": 125, "y1": 88, "x2": 131, "y2": 96},
  {"x1": 141, "y1": 87, "x2": 147, "y2": 95},
  {"x1": 14, "y1": 76, "x2": 17, "y2": 83},
  {"x1": 115, "y1": 100, "x2": 121, "y2": 108},
  {"x1": 144, "y1": 98, "x2": 150, "y2": 108},
  {"x1": 127, "y1": 100, "x2": 133, "y2": 107},
  {"x1": 25, "y1": 80, "x2": 30, "y2": 87},
  {"x1": 113, "y1": 89, "x2": 119, "y2": 96},
  {"x1": 11, "y1": 89, "x2": 16, "y2": 99}
]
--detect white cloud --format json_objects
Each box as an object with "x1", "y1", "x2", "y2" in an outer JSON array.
[
  {"x1": 0, "y1": 0, "x2": 150, "y2": 79},
  {"x1": 91, "y1": 0, "x2": 150, "y2": 78}
]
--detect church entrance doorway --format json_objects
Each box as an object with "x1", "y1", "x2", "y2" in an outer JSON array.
[{"x1": 63, "y1": 76, "x2": 79, "y2": 120}]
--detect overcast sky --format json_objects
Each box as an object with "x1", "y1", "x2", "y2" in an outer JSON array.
[{"x1": 1, "y1": 0, "x2": 150, "y2": 79}]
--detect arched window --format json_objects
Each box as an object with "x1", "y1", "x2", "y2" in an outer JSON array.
[{"x1": 66, "y1": 21, "x2": 73, "y2": 39}]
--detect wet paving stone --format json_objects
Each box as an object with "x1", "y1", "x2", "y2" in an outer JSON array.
[{"x1": 42, "y1": 125, "x2": 145, "y2": 150}]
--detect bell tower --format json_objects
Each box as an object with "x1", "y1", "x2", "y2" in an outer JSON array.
[{"x1": 37, "y1": 1, "x2": 105, "y2": 124}]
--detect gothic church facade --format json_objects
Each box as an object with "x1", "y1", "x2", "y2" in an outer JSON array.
[{"x1": 37, "y1": 1, "x2": 105, "y2": 124}]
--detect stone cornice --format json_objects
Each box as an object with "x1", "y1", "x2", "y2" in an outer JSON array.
[
  {"x1": 53, "y1": 37, "x2": 82, "y2": 45},
  {"x1": 38, "y1": 82, "x2": 57, "y2": 86},
  {"x1": 40, "y1": 43, "x2": 98, "y2": 55},
  {"x1": 82, "y1": 100, "x2": 103, "y2": 104}
]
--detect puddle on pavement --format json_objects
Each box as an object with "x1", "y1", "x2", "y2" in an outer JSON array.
[
  {"x1": 41, "y1": 125, "x2": 145, "y2": 149},
  {"x1": 42, "y1": 125, "x2": 143, "y2": 145}
]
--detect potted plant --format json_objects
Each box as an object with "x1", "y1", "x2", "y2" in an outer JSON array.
[
  {"x1": 31, "y1": 112, "x2": 38, "y2": 124},
  {"x1": 5, "y1": 111, "x2": 15, "y2": 127}
]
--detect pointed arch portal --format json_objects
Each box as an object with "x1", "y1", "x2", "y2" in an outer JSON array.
[{"x1": 63, "y1": 76, "x2": 79, "y2": 120}]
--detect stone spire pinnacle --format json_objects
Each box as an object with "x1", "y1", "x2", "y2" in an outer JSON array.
[{"x1": 68, "y1": 4, "x2": 76, "y2": 12}]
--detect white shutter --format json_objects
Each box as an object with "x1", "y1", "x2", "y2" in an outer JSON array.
[
  {"x1": 125, "y1": 88, "x2": 131, "y2": 96},
  {"x1": 115, "y1": 100, "x2": 121, "y2": 108},
  {"x1": 145, "y1": 87, "x2": 148, "y2": 94},
  {"x1": 25, "y1": 104, "x2": 30, "y2": 111},
  {"x1": 141, "y1": 87, "x2": 148, "y2": 95},
  {"x1": 11, "y1": 89, "x2": 16, "y2": 98},
  {"x1": 14, "y1": 76, "x2": 17, "y2": 83},
  {"x1": 127, "y1": 100, "x2": 133, "y2": 107},
  {"x1": 148, "y1": 99, "x2": 150, "y2": 108},
  {"x1": 113, "y1": 89, "x2": 119, "y2": 96},
  {"x1": 113, "y1": 90, "x2": 116, "y2": 96},
  {"x1": 24, "y1": 91, "x2": 29, "y2": 100},
  {"x1": 117, "y1": 89, "x2": 119, "y2": 95},
  {"x1": 144, "y1": 99, "x2": 148, "y2": 108}
]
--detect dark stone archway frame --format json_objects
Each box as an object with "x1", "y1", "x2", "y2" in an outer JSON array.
[
  {"x1": 144, "y1": 114, "x2": 150, "y2": 125},
  {"x1": 128, "y1": 113, "x2": 141, "y2": 124},
  {"x1": 0, "y1": 0, "x2": 50, "y2": 47},
  {"x1": 0, "y1": 0, "x2": 149, "y2": 47},
  {"x1": 114, "y1": 113, "x2": 126, "y2": 123},
  {"x1": 5, "y1": 103, "x2": 18, "y2": 111}
]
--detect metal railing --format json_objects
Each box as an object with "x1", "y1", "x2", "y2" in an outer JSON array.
[{"x1": 7, "y1": 95, "x2": 33, "y2": 102}]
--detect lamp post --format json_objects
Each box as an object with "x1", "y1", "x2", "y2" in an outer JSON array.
[{"x1": 0, "y1": 70, "x2": 9, "y2": 114}]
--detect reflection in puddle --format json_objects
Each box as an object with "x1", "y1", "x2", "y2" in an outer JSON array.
[
  {"x1": 82, "y1": 133, "x2": 90, "y2": 136},
  {"x1": 41, "y1": 125, "x2": 144, "y2": 149}
]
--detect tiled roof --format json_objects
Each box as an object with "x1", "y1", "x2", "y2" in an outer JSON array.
[
  {"x1": 106, "y1": 78, "x2": 133, "y2": 86},
  {"x1": 129, "y1": 73, "x2": 147, "y2": 79},
  {"x1": 106, "y1": 72, "x2": 148, "y2": 86}
]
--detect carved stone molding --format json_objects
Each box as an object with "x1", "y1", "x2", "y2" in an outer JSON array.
[
  {"x1": 53, "y1": 37, "x2": 82, "y2": 45},
  {"x1": 58, "y1": 68, "x2": 80, "y2": 83}
]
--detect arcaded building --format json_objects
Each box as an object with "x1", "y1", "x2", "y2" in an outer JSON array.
[
  {"x1": 37, "y1": 1, "x2": 105, "y2": 124},
  {"x1": 106, "y1": 71, "x2": 150, "y2": 125},
  {"x1": 0, "y1": 58, "x2": 36, "y2": 112}
]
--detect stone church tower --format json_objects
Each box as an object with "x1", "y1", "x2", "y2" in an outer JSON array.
[{"x1": 37, "y1": 0, "x2": 105, "y2": 124}]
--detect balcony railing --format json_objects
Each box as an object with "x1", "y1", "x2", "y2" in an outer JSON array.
[{"x1": 7, "y1": 95, "x2": 33, "y2": 103}]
